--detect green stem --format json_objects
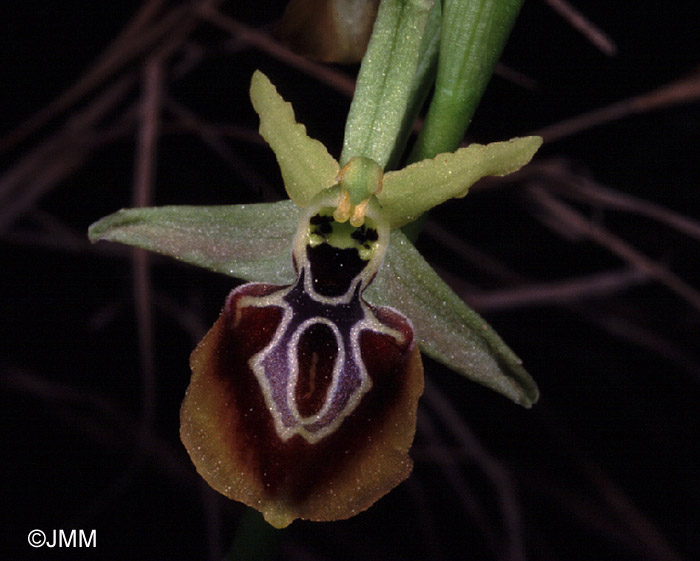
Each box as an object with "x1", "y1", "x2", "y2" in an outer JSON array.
[{"x1": 226, "y1": 508, "x2": 283, "y2": 561}]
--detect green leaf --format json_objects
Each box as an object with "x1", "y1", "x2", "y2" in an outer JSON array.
[
  {"x1": 379, "y1": 136, "x2": 542, "y2": 228},
  {"x1": 410, "y1": 0, "x2": 525, "y2": 161},
  {"x1": 88, "y1": 201, "x2": 299, "y2": 284},
  {"x1": 366, "y1": 229, "x2": 539, "y2": 407},
  {"x1": 250, "y1": 71, "x2": 339, "y2": 206},
  {"x1": 340, "y1": 0, "x2": 435, "y2": 169}
]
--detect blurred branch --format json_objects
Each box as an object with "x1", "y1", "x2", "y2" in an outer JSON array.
[
  {"x1": 534, "y1": 161, "x2": 700, "y2": 242},
  {"x1": 132, "y1": 57, "x2": 164, "y2": 434},
  {"x1": 416, "y1": 405, "x2": 502, "y2": 557},
  {"x1": 528, "y1": 185, "x2": 700, "y2": 312},
  {"x1": 0, "y1": 0, "x2": 219, "y2": 153},
  {"x1": 542, "y1": 0, "x2": 617, "y2": 56},
  {"x1": 2, "y1": 368, "x2": 194, "y2": 486},
  {"x1": 533, "y1": 72, "x2": 700, "y2": 143},
  {"x1": 463, "y1": 268, "x2": 649, "y2": 312},
  {"x1": 164, "y1": 97, "x2": 278, "y2": 199},
  {"x1": 199, "y1": 7, "x2": 356, "y2": 96},
  {"x1": 0, "y1": 76, "x2": 137, "y2": 232},
  {"x1": 536, "y1": 408, "x2": 687, "y2": 561},
  {"x1": 423, "y1": 379, "x2": 526, "y2": 561}
]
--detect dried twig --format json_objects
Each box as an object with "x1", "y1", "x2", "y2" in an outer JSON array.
[
  {"x1": 132, "y1": 57, "x2": 164, "y2": 434},
  {"x1": 164, "y1": 97, "x2": 278, "y2": 198},
  {"x1": 528, "y1": 185, "x2": 700, "y2": 312},
  {"x1": 542, "y1": 0, "x2": 618, "y2": 56},
  {"x1": 199, "y1": 7, "x2": 356, "y2": 97},
  {"x1": 423, "y1": 379, "x2": 526, "y2": 561},
  {"x1": 533, "y1": 73, "x2": 700, "y2": 143}
]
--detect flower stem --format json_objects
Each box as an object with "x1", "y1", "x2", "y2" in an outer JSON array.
[{"x1": 225, "y1": 508, "x2": 283, "y2": 561}]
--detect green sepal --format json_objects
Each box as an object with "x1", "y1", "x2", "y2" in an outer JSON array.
[
  {"x1": 88, "y1": 201, "x2": 299, "y2": 284},
  {"x1": 379, "y1": 136, "x2": 542, "y2": 229},
  {"x1": 250, "y1": 70, "x2": 339, "y2": 206},
  {"x1": 340, "y1": 0, "x2": 435, "y2": 169},
  {"x1": 366, "y1": 229, "x2": 539, "y2": 407}
]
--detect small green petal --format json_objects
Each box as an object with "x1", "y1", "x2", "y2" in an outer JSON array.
[
  {"x1": 379, "y1": 136, "x2": 542, "y2": 228},
  {"x1": 250, "y1": 71, "x2": 339, "y2": 206},
  {"x1": 365, "y1": 229, "x2": 539, "y2": 407},
  {"x1": 88, "y1": 201, "x2": 299, "y2": 284}
]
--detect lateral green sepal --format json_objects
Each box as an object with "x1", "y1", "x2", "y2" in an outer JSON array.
[
  {"x1": 88, "y1": 200, "x2": 299, "y2": 284},
  {"x1": 366, "y1": 229, "x2": 539, "y2": 407}
]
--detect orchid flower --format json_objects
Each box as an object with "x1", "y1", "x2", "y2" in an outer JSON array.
[
  {"x1": 89, "y1": 71, "x2": 539, "y2": 527},
  {"x1": 89, "y1": 0, "x2": 541, "y2": 529}
]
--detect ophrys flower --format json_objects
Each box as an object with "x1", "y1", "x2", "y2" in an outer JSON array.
[{"x1": 89, "y1": 71, "x2": 541, "y2": 527}]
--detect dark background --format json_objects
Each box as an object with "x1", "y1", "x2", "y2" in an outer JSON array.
[{"x1": 2, "y1": 1, "x2": 699, "y2": 560}]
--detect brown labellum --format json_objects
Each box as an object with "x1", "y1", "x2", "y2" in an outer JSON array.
[{"x1": 181, "y1": 281, "x2": 423, "y2": 527}]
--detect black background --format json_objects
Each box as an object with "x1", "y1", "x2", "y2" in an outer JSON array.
[{"x1": 2, "y1": 1, "x2": 699, "y2": 560}]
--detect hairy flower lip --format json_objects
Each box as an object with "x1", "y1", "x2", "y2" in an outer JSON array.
[{"x1": 181, "y1": 280, "x2": 424, "y2": 528}]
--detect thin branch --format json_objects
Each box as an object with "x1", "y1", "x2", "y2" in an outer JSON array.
[
  {"x1": 463, "y1": 268, "x2": 650, "y2": 312},
  {"x1": 132, "y1": 57, "x2": 164, "y2": 434},
  {"x1": 424, "y1": 200, "x2": 700, "y2": 378},
  {"x1": 540, "y1": 163, "x2": 700, "y2": 242},
  {"x1": 423, "y1": 379, "x2": 526, "y2": 561},
  {"x1": 533, "y1": 72, "x2": 700, "y2": 143},
  {"x1": 528, "y1": 185, "x2": 700, "y2": 312},
  {"x1": 0, "y1": 75, "x2": 136, "y2": 220},
  {"x1": 542, "y1": 0, "x2": 617, "y2": 56},
  {"x1": 539, "y1": 408, "x2": 687, "y2": 561},
  {"x1": 416, "y1": 405, "x2": 501, "y2": 556},
  {"x1": 198, "y1": 7, "x2": 356, "y2": 97},
  {"x1": 0, "y1": 0, "x2": 171, "y2": 153},
  {"x1": 164, "y1": 97, "x2": 278, "y2": 199},
  {"x1": 2, "y1": 368, "x2": 194, "y2": 486}
]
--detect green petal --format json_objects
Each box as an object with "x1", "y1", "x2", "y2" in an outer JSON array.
[
  {"x1": 250, "y1": 71, "x2": 339, "y2": 206},
  {"x1": 379, "y1": 136, "x2": 542, "y2": 228},
  {"x1": 365, "y1": 229, "x2": 539, "y2": 407},
  {"x1": 88, "y1": 201, "x2": 299, "y2": 284}
]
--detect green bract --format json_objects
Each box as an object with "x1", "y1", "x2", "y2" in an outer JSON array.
[
  {"x1": 90, "y1": 70, "x2": 541, "y2": 407},
  {"x1": 411, "y1": 0, "x2": 525, "y2": 159},
  {"x1": 340, "y1": 0, "x2": 436, "y2": 169}
]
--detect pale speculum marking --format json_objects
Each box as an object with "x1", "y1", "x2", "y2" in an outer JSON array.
[
  {"x1": 239, "y1": 269, "x2": 403, "y2": 444},
  {"x1": 237, "y1": 210, "x2": 402, "y2": 444}
]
